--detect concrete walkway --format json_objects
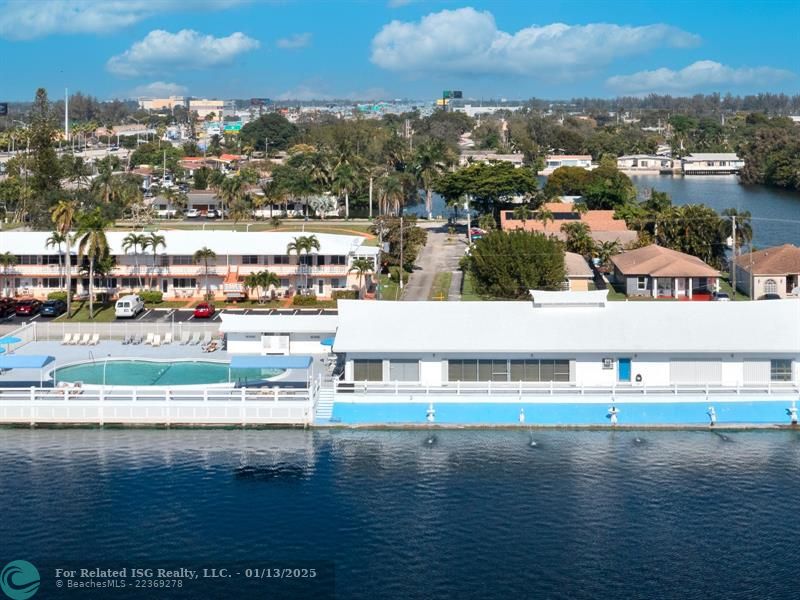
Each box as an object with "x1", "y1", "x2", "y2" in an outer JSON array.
[{"x1": 402, "y1": 225, "x2": 467, "y2": 301}]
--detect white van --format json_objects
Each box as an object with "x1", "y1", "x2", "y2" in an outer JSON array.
[{"x1": 115, "y1": 294, "x2": 145, "y2": 318}]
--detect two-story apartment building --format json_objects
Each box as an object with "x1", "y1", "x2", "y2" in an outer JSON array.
[
  {"x1": 0, "y1": 230, "x2": 379, "y2": 301},
  {"x1": 681, "y1": 153, "x2": 743, "y2": 175}
]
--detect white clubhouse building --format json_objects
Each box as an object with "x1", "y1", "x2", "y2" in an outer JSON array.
[{"x1": 0, "y1": 230, "x2": 379, "y2": 301}]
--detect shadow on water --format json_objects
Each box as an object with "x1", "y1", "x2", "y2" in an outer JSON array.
[
  {"x1": 712, "y1": 431, "x2": 734, "y2": 443},
  {"x1": 234, "y1": 464, "x2": 312, "y2": 482}
]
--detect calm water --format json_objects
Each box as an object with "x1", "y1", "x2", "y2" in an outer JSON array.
[
  {"x1": 2, "y1": 429, "x2": 800, "y2": 599},
  {"x1": 409, "y1": 176, "x2": 800, "y2": 248}
]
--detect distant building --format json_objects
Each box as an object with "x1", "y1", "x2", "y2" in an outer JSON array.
[
  {"x1": 734, "y1": 244, "x2": 800, "y2": 299},
  {"x1": 500, "y1": 201, "x2": 637, "y2": 245},
  {"x1": 452, "y1": 104, "x2": 524, "y2": 118},
  {"x1": 189, "y1": 99, "x2": 225, "y2": 120},
  {"x1": 681, "y1": 153, "x2": 743, "y2": 175},
  {"x1": 610, "y1": 245, "x2": 719, "y2": 299},
  {"x1": 138, "y1": 96, "x2": 187, "y2": 112},
  {"x1": 564, "y1": 252, "x2": 594, "y2": 291},
  {"x1": 459, "y1": 150, "x2": 524, "y2": 167},
  {"x1": 616, "y1": 155, "x2": 676, "y2": 172},
  {"x1": 539, "y1": 155, "x2": 595, "y2": 175}
]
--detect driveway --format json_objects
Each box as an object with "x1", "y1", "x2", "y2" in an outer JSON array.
[{"x1": 402, "y1": 224, "x2": 466, "y2": 301}]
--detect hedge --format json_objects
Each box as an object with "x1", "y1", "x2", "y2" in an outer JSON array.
[
  {"x1": 331, "y1": 290, "x2": 358, "y2": 300},
  {"x1": 47, "y1": 291, "x2": 68, "y2": 301},
  {"x1": 139, "y1": 290, "x2": 163, "y2": 304},
  {"x1": 292, "y1": 294, "x2": 318, "y2": 306}
]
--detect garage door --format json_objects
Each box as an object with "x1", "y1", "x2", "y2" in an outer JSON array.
[{"x1": 669, "y1": 360, "x2": 722, "y2": 384}]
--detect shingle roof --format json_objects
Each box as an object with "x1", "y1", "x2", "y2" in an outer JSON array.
[
  {"x1": 735, "y1": 244, "x2": 800, "y2": 275},
  {"x1": 564, "y1": 252, "x2": 593, "y2": 279},
  {"x1": 611, "y1": 245, "x2": 719, "y2": 278}
]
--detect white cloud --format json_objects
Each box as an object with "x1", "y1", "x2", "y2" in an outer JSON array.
[
  {"x1": 276, "y1": 32, "x2": 312, "y2": 49},
  {"x1": 107, "y1": 29, "x2": 260, "y2": 77},
  {"x1": 607, "y1": 60, "x2": 795, "y2": 94},
  {"x1": 128, "y1": 81, "x2": 188, "y2": 97},
  {"x1": 0, "y1": 0, "x2": 245, "y2": 40},
  {"x1": 370, "y1": 7, "x2": 699, "y2": 78},
  {"x1": 387, "y1": 0, "x2": 419, "y2": 7}
]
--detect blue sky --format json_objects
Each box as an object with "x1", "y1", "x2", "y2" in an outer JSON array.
[{"x1": 0, "y1": 0, "x2": 797, "y2": 101}]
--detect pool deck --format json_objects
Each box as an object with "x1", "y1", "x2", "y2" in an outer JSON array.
[{"x1": 0, "y1": 341, "x2": 320, "y2": 388}]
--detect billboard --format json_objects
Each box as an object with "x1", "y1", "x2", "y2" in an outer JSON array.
[
  {"x1": 223, "y1": 122, "x2": 242, "y2": 133},
  {"x1": 0, "y1": 103, "x2": 7, "y2": 116}
]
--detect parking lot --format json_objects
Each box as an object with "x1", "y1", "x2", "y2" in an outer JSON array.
[{"x1": 1, "y1": 307, "x2": 338, "y2": 326}]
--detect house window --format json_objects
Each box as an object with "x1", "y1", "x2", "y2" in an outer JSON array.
[
  {"x1": 42, "y1": 278, "x2": 61, "y2": 288},
  {"x1": 15, "y1": 255, "x2": 38, "y2": 265},
  {"x1": 172, "y1": 255, "x2": 194, "y2": 265},
  {"x1": 279, "y1": 278, "x2": 290, "y2": 288},
  {"x1": 478, "y1": 359, "x2": 509, "y2": 382},
  {"x1": 770, "y1": 359, "x2": 792, "y2": 382},
  {"x1": 242, "y1": 255, "x2": 259, "y2": 265},
  {"x1": 42, "y1": 255, "x2": 61, "y2": 265},
  {"x1": 764, "y1": 279, "x2": 778, "y2": 295},
  {"x1": 330, "y1": 256, "x2": 346, "y2": 265},
  {"x1": 353, "y1": 359, "x2": 383, "y2": 381},
  {"x1": 172, "y1": 278, "x2": 197, "y2": 288},
  {"x1": 509, "y1": 359, "x2": 570, "y2": 382},
  {"x1": 272, "y1": 255, "x2": 290, "y2": 265},
  {"x1": 331, "y1": 278, "x2": 344, "y2": 289},
  {"x1": 637, "y1": 276, "x2": 647, "y2": 290},
  {"x1": 389, "y1": 360, "x2": 419, "y2": 382},
  {"x1": 448, "y1": 359, "x2": 478, "y2": 382},
  {"x1": 449, "y1": 359, "x2": 570, "y2": 382}
]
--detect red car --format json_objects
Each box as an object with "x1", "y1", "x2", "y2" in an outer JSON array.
[
  {"x1": 193, "y1": 302, "x2": 216, "y2": 318},
  {"x1": 15, "y1": 299, "x2": 42, "y2": 316}
]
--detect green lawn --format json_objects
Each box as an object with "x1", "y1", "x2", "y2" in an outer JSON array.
[
  {"x1": 378, "y1": 274, "x2": 402, "y2": 301},
  {"x1": 56, "y1": 301, "x2": 117, "y2": 322},
  {"x1": 460, "y1": 271, "x2": 483, "y2": 301},
  {"x1": 429, "y1": 272, "x2": 452, "y2": 301},
  {"x1": 718, "y1": 277, "x2": 750, "y2": 300}
]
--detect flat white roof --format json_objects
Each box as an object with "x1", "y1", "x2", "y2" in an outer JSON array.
[
  {"x1": 219, "y1": 313, "x2": 338, "y2": 334},
  {"x1": 683, "y1": 153, "x2": 741, "y2": 161},
  {"x1": 0, "y1": 230, "x2": 367, "y2": 257},
  {"x1": 333, "y1": 299, "x2": 800, "y2": 355}
]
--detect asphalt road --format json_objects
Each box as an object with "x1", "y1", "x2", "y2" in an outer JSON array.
[{"x1": 402, "y1": 224, "x2": 467, "y2": 301}]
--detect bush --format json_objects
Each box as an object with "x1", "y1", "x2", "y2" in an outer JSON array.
[
  {"x1": 292, "y1": 294, "x2": 318, "y2": 306},
  {"x1": 389, "y1": 267, "x2": 409, "y2": 285},
  {"x1": 331, "y1": 290, "x2": 358, "y2": 300},
  {"x1": 139, "y1": 290, "x2": 163, "y2": 304},
  {"x1": 47, "y1": 291, "x2": 68, "y2": 301}
]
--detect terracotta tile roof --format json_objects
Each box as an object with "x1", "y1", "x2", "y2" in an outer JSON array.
[
  {"x1": 735, "y1": 244, "x2": 800, "y2": 275},
  {"x1": 501, "y1": 204, "x2": 631, "y2": 235},
  {"x1": 611, "y1": 244, "x2": 719, "y2": 278}
]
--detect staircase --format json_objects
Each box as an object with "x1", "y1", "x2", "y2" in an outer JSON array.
[{"x1": 314, "y1": 386, "x2": 335, "y2": 423}]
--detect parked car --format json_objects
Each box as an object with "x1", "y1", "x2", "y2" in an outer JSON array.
[
  {"x1": 40, "y1": 299, "x2": 67, "y2": 317},
  {"x1": 15, "y1": 299, "x2": 42, "y2": 316},
  {"x1": 205, "y1": 209, "x2": 221, "y2": 219},
  {"x1": 0, "y1": 298, "x2": 16, "y2": 317},
  {"x1": 712, "y1": 292, "x2": 730, "y2": 302},
  {"x1": 193, "y1": 302, "x2": 215, "y2": 319},
  {"x1": 115, "y1": 294, "x2": 145, "y2": 318},
  {"x1": 185, "y1": 208, "x2": 200, "y2": 218},
  {"x1": 762, "y1": 293, "x2": 782, "y2": 300}
]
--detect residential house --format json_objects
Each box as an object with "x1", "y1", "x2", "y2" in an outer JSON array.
[
  {"x1": 500, "y1": 201, "x2": 637, "y2": 245},
  {"x1": 616, "y1": 155, "x2": 676, "y2": 173},
  {"x1": 564, "y1": 252, "x2": 594, "y2": 291},
  {"x1": 734, "y1": 244, "x2": 800, "y2": 299},
  {"x1": 681, "y1": 153, "x2": 743, "y2": 175},
  {"x1": 459, "y1": 151, "x2": 524, "y2": 167},
  {"x1": 538, "y1": 155, "x2": 595, "y2": 175},
  {"x1": 610, "y1": 244, "x2": 719, "y2": 299}
]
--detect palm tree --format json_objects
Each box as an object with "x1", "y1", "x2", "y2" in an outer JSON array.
[
  {"x1": 51, "y1": 199, "x2": 78, "y2": 316},
  {"x1": 258, "y1": 270, "x2": 280, "y2": 301},
  {"x1": 561, "y1": 222, "x2": 594, "y2": 256},
  {"x1": 46, "y1": 231, "x2": 67, "y2": 290},
  {"x1": 243, "y1": 271, "x2": 261, "y2": 301},
  {"x1": 122, "y1": 232, "x2": 148, "y2": 289},
  {"x1": 194, "y1": 247, "x2": 217, "y2": 299},
  {"x1": 75, "y1": 209, "x2": 109, "y2": 319},
  {"x1": 219, "y1": 176, "x2": 243, "y2": 221},
  {"x1": 348, "y1": 257, "x2": 374, "y2": 298},
  {"x1": 512, "y1": 204, "x2": 533, "y2": 226},
  {"x1": 720, "y1": 208, "x2": 753, "y2": 250},
  {"x1": 143, "y1": 232, "x2": 166, "y2": 290},
  {"x1": 91, "y1": 159, "x2": 115, "y2": 203},
  {"x1": 378, "y1": 173, "x2": 405, "y2": 216},
  {"x1": 536, "y1": 207, "x2": 554, "y2": 229},
  {"x1": 332, "y1": 163, "x2": 356, "y2": 219},
  {"x1": 594, "y1": 240, "x2": 622, "y2": 270},
  {"x1": 286, "y1": 235, "x2": 320, "y2": 290},
  {"x1": 0, "y1": 252, "x2": 18, "y2": 298},
  {"x1": 412, "y1": 141, "x2": 448, "y2": 219}
]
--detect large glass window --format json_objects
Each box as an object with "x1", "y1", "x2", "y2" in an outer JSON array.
[
  {"x1": 771, "y1": 359, "x2": 792, "y2": 382},
  {"x1": 450, "y1": 359, "x2": 571, "y2": 382},
  {"x1": 271, "y1": 256, "x2": 290, "y2": 265},
  {"x1": 172, "y1": 255, "x2": 194, "y2": 265},
  {"x1": 330, "y1": 256, "x2": 346, "y2": 265},
  {"x1": 448, "y1": 359, "x2": 478, "y2": 381},
  {"x1": 764, "y1": 279, "x2": 778, "y2": 295},
  {"x1": 242, "y1": 255, "x2": 259, "y2": 265},
  {"x1": 353, "y1": 360, "x2": 383, "y2": 381},
  {"x1": 389, "y1": 360, "x2": 419, "y2": 382}
]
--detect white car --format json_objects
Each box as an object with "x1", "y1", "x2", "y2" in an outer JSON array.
[{"x1": 185, "y1": 208, "x2": 200, "y2": 218}]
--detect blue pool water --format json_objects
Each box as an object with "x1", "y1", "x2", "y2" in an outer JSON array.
[
  {"x1": 53, "y1": 359, "x2": 283, "y2": 386},
  {"x1": 332, "y1": 400, "x2": 797, "y2": 426},
  {"x1": 1, "y1": 429, "x2": 799, "y2": 599}
]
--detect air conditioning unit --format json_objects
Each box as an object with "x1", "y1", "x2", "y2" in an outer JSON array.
[{"x1": 602, "y1": 358, "x2": 614, "y2": 370}]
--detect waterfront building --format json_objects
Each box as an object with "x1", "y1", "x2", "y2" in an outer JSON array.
[
  {"x1": 681, "y1": 153, "x2": 743, "y2": 175},
  {"x1": 616, "y1": 154, "x2": 677, "y2": 173},
  {"x1": 459, "y1": 150, "x2": 524, "y2": 167},
  {"x1": 610, "y1": 245, "x2": 719, "y2": 299},
  {"x1": 0, "y1": 230, "x2": 379, "y2": 301},
  {"x1": 734, "y1": 244, "x2": 800, "y2": 299},
  {"x1": 220, "y1": 312, "x2": 338, "y2": 355},
  {"x1": 539, "y1": 155, "x2": 595, "y2": 175}
]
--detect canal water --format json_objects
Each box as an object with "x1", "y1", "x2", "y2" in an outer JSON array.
[
  {"x1": 407, "y1": 176, "x2": 800, "y2": 248},
  {"x1": 1, "y1": 429, "x2": 799, "y2": 599}
]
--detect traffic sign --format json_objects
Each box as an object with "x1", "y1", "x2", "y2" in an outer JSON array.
[{"x1": 0, "y1": 103, "x2": 7, "y2": 116}]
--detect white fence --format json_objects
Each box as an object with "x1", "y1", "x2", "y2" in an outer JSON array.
[
  {"x1": 30, "y1": 320, "x2": 221, "y2": 342},
  {"x1": 0, "y1": 385, "x2": 316, "y2": 425}
]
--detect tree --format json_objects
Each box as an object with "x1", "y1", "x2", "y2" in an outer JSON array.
[
  {"x1": 332, "y1": 163, "x2": 356, "y2": 219},
  {"x1": 561, "y1": 222, "x2": 594, "y2": 256},
  {"x1": 535, "y1": 207, "x2": 554, "y2": 229},
  {"x1": 594, "y1": 240, "x2": 622, "y2": 271},
  {"x1": 0, "y1": 252, "x2": 18, "y2": 298},
  {"x1": 143, "y1": 232, "x2": 166, "y2": 289},
  {"x1": 720, "y1": 208, "x2": 753, "y2": 251},
  {"x1": 29, "y1": 88, "x2": 62, "y2": 198},
  {"x1": 46, "y1": 231, "x2": 67, "y2": 290},
  {"x1": 122, "y1": 232, "x2": 148, "y2": 289},
  {"x1": 378, "y1": 173, "x2": 406, "y2": 216},
  {"x1": 348, "y1": 257, "x2": 374, "y2": 297},
  {"x1": 239, "y1": 113, "x2": 298, "y2": 152},
  {"x1": 194, "y1": 247, "x2": 217, "y2": 299},
  {"x1": 193, "y1": 166, "x2": 210, "y2": 190},
  {"x1": 244, "y1": 270, "x2": 280, "y2": 302},
  {"x1": 51, "y1": 199, "x2": 78, "y2": 316},
  {"x1": 463, "y1": 230, "x2": 566, "y2": 299},
  {"x1": 286, "y1": 235, "x2": 320, "y2": 290},
  {"x1": 75, "y1": 209, "x2": 110, "y2": 319},
  {"x1": 412, "y1": 141, "x2": 449, "y2": 219},
  {"x1": 369, "y1": 216, "x2": 427, "y2": 273}
]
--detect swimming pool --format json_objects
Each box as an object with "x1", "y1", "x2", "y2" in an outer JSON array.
[{"x1": 53, "y1": 359, "x2": 284, "y2": 387}]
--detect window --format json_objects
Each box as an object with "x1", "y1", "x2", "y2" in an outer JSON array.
[
  {"x1": 42, "y1": 278, "x2": 61, "y2": 288},
  {"x1": 353, "y1": 360, "x2": 383, "y2": 381},
  {"x1": 172, "y1": 256, "x2": 194, "y2": 265},
  {"x1": 637, "y1": 276, "x2": 647, "y2": 291},
  {"x1": 331, "y1": 278, "x2": 344, "y2": 289},
  {"x1": 279, "y1": 278, "x2": 290, "y2": 288},
  {"x1": 172, "y1": 278, "x2": 197, "y2": 288},
  {"x1": 272, "y1": 255, "x2": 290, "y2": 265},
  {"x1": 771, "y1": 359, "x2": 792, "y2": 382},
  {"x1": 478, "y1": 359, "x2": 509, "y2": 382},
  {"x1": 330, "y1": 256, "x2": 346, "y2": 265},
  {"x1": 299, "y1": 254, "x2": 313, "y2": 266},
  {"x1": 119, "y1": 278, "x2": 139, "y2": 288},
  {"x1": 764, "y1": 279, "x2": 778, "y2": 295},
  {"x1": 389, "y1": 360, "x2": 419, "y2": 382},
  {"x1": 509, "y1": 359, "x2": 571, "y2": 382},
  {"x1": 15, "y1": 255, "x2": 38, "y2": 265},
  {"x1": 242, "y1": 255, "x2": 259, "y2": 265},
  {"x1": 42, "y1": 255, "x2": 61, "y2": 265},
  {"x1": 448, "y1": 359, "x2": 478, "y2": 381}
]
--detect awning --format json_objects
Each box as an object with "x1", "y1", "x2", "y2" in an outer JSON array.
[
  {"x1": 0, "y1": 355, "x2": 55, "y2": 369},
  {"x1": 321, "y1": 337, "x2": 335, "y2": 347},
  {"x1": 229, "y1": 355, "x2": 313, "y2": 370}
]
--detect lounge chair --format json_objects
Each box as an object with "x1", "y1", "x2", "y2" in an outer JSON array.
[
  {"x1": 180, "y1": 332, "x2": 191, "y2": 345},
  {"x1": 132, "y1": 335, "x2": 143, "y2": 345},
  {"x1": 89, "y1": 333, "x2": 100, "y2": 345},
  {"x1": 122, "y1": 335, "x2": 133, "y2": 345},
  {"x1": 203, "y1": 340, "x2": 219, "y2": 353},
  {"x1": 190, "y1": 332, "x2": 201, "y2": 346},
  {"x1": 64, "y1": 333, "x2": 78, "y2": 345},
  {"x1": 152, "y1": 334, "x2": 161, "y2": 347},
  {"x1": 163, "y1": 332, "x2": 173, "y2": 345},
  {"x1": 144, "y1": 333, "x2": 154, "y2": 346},
  {"x1": 61, "y1": 333, "x2": 72, "y2": 345},
  {"x1": 79, "y1": 333, "x2": 91, "y2": 345},
  {"x1": 201, "y1": 332, "x2": 212, "y2": 347}
]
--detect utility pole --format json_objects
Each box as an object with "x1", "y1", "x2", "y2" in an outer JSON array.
[
  {"x1": 65, "y1": 88, "x2": 69, "y2": 142},
  {"x1": 399, "y1": 216, "x2": 404, "y2": 292},
  {"x1": 731, "y1": 215, "x2": 737, "y2": 300},
  {"x1": 265, "y1": 136, "x2": 269, "y2": 158},
  {"x1": 368, "y1": 176, "x2": 373, "y2": 219}
]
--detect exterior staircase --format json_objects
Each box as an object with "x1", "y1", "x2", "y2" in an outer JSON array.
[{"x1": 314, "y1": 386, "x2": 335, "y2": 423}]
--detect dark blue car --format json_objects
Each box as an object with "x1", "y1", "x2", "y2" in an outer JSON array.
[{"x1": 40, "y1": 299, "x2": 66, "y2": 317}]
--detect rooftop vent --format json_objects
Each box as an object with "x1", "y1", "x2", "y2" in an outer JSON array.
[{"x1": 529, "y1": 289, "x2": 608, "y2": 308}]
